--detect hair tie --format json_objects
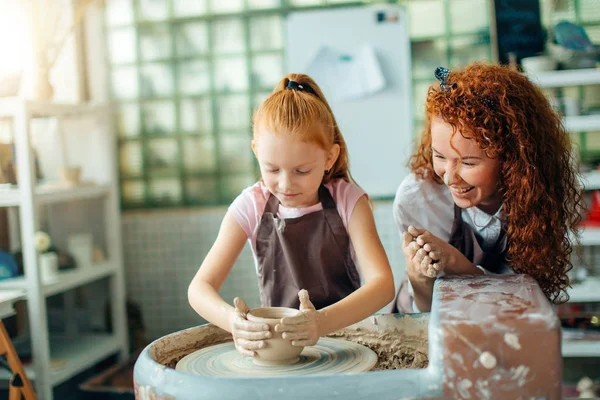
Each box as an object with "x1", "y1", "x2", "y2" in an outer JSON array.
[{"x1": 286, "y1": 80, "x2": 315, "y2": 95}]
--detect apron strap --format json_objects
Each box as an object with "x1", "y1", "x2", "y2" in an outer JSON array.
[
  {"x1": 264, "y1": 189, "x2": 280, "y2": 214},
  {"x1": 319, "y1": 185, "x2": 336, "y2": 209}
]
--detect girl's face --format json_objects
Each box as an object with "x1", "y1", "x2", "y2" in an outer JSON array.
[
  {"x1": 252, "y1": 130, "x2": 339, "y2": 208},
  {"x1": 430, "y1": 116, "x2": 502, "y2": 214}
]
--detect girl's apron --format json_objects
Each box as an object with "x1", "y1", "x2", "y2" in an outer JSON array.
[{"x1": 255, "y1": 185, "x2": 361, "y2": 310}]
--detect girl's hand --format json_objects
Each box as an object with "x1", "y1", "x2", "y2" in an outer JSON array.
[
  {"x1": 409, "y1": 227, "x2": 475, "y2": 275},
  {"x1": 231, "y1": 297, "x2": 271, "y2": 357},
  {"x1": 275, "y1": 290, "x2": 321, "y2": 347},
  {"x1": 404, "y1": 226, "x2": 439, "y2": 278}
]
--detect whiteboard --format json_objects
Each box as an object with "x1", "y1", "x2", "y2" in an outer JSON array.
[{"x1": 286, "y1": 5, "x2": 413, "y2": 198}]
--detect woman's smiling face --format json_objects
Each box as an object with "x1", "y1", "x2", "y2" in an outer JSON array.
[{"x1": 430, "y1": 115, "x2": 502, "y2": 214}]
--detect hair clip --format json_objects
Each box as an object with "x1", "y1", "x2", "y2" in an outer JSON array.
[
  {"x1": 286, "y1": 80, "x2": 315, "y2": 95},
  {"x1": 434, "y1": 66, "x2": 456, "y2": 91},
  {"x1": 434, "y1": 67, "x2": 495, "y2": 109}
]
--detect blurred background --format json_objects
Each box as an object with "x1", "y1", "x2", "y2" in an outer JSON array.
[{"x1": 0, "y1": 0, "x2": 600, "y2": 398}]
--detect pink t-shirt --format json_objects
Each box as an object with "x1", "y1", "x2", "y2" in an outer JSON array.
[{"x1": 229, "y1": 179, "x2": 366, "y2": 272}]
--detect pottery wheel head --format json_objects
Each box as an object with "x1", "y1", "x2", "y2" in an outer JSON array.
[{"x1": 176, "y1": 337, "x2": 377, "y2": 377}]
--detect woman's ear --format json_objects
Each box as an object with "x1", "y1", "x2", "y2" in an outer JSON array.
[{"x1": 327, "y1": 144, "x2": 340, "y2": 170}]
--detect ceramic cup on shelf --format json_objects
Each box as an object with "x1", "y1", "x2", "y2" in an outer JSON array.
[
  {"x1": 59, "y1": 166, "x2": 81, "y2": 186},
  {"x1": 39, "y1": 252, "x2": 59, "y2": 283},
  {"x1": 246, "y1": 307, "x2": 304, "y2": 365}
]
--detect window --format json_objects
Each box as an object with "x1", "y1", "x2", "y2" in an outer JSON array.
[{"x1": 105, "y1": 0, "x2": 492, "y2": 208}]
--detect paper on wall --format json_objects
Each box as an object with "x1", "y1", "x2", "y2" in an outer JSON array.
[{"x1": 305, "y1": 44, "x2": 386, "y2": 102}]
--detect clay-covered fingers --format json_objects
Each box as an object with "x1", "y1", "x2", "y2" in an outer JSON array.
[
  {"x1": 231, "y1": 318, "x2": 271, "y2": 357},
  {"x1": 426, "y1": 249, "x2": 440, "y2": 260},
  {"x1": 298, "y1": 289, "x2": 316, "y2": 312},
  {"x1": 277, "y1": 312, "x2": 309, "y2": 327},
  {"x1": 407, "y1": 225, "x2": 426, "y2": 239},
  {"x1": 414, "y1": 248, "x2": 429, "y2": 265},
  {"x1": 234, "y1": 338, "x2": 265, "y2": 357},
  {"x1": 402, "y1": 231, "x2": 413, "y2": 248},
  {"x1": 402, "y1": 232, "x2": 421, "y2": 260},
  {"x1": 275, "y1": 322, "x2": 309, "y2": 339},
  {"x1": 275, "y1": 322, "x2": 315, "y2": 347},
  {"x1": 233, "y1": 297, "x2": 249, "y2": 317},
  {"x1": 232, "y1": 317, "x2": 271, "y2": 339},
  {"x1": 414, "y1": 231, "x2": 434, "y2": 247}
]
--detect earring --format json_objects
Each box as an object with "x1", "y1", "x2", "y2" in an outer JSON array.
[{"x1": 325, "y1": 169, "x2": 330, "y2": 174}]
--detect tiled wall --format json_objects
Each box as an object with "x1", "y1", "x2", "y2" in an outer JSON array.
[{"x1": 122, "y1": 201, "x2": 405, "y2": 341}]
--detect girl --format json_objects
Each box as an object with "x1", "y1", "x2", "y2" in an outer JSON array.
[
  {"x1": 188, "y1": 73, "x2": 394, "y2": 357},
  {"x1": 393, "y1": 62, "x2": 584, "y2": 313}
]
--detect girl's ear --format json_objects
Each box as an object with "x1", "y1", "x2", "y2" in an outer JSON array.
[{"x1": 327, "y1": 144, "x2": 340, "y2": 170}]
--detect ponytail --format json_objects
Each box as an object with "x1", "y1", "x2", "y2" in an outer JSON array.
[{"x1": 253, "y1": 73, "x2": 356, "y2": 185}]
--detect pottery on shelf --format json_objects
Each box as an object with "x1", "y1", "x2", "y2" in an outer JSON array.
[
  {"x1": 39, "y1": 252, "x2": 59, "y2": 283},
  {"x1": 246, "y1": 307, "x2": 303, "y2": 365},
  {"x1": 59, "y1": 166, "x2": 81, "y2": 186}
]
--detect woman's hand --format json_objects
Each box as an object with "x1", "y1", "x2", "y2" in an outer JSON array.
[
  {"x1": 409, "y1": 226, "x2": 477, "y2": 275},
  {"x1": 231, "y1": 297, "x2": 271, "y2": 357},
  {"x1": 404, "y1": 226, "x2": 440, "y2": 278},
  {"x1": 275, "y1": 290, "x2": 322, "y2": 347}
]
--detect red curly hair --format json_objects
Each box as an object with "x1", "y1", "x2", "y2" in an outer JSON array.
[{"x1": 411, "y1": 62, "x2": 584, "y2": 303}]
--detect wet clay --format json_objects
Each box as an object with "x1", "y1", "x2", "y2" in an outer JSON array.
[
  {"x1": 161, "y1": 327, "x2": 428, "y2": 371},
  {"x1": 327, "y1": 327, "x2": 428, "y2": 370}
]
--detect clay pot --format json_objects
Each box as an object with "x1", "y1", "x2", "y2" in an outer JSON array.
[
  {"x1": 59, "y1": 166, "x2": 81, "y2": 186},
  {"x1": 247, "y1": 307, "x2": 303, "y2": 365}
]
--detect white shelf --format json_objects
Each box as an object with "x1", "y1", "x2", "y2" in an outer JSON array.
[
  {"x1": 0, "y1": 261, "x2": 117, "y2": 296},
  {"x1": 562, "y1": 339, "x2": 600, "y2": 357},
  {"x1": 581, "y1": 171, "x2": 600, "y2": 190},
  {"x1": 0, "y1": 334, "x2": 121, "y2": 386},
  {"x1": 0, "y1": 289, "x2": 25, "y2": 319},
  {"x1": 580, "y1": 227, "x2": 600, "y2": 246},
  {"x1": 0, "y1": 183, "x2": 111, "y2": 207},
  {"x1": 528, "y1": 68, "x2": 600, "y2": 88},
  {"x1": 564, "y1": 114, "x2": 600, "y2": 132},
  {"x1": 0, "y1": 97, "x2": 108, "y2": 119},
  {"x1": 0, "y1": 97, "x2": 128, "y2": 400},
  {"x1": 568, "y1": 277, "x2": 600, "y2": 302}
]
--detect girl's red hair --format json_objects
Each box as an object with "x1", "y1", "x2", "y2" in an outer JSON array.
[{"x1": 253, "y1": 73, "x2": 353, "y2": 184}]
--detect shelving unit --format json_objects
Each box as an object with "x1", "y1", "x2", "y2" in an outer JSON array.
[
  {"x1": 0, "y1": 98, "x2": 129, "y2": 400},
  {"x1": 531, "y1": 68, "x2": 600, "y2": 359}
]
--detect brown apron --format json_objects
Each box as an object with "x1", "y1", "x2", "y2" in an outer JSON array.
[
  {"x1": 392, "y1": 203, "x2": 508, "y2": 313},
  {"x1": 255, "y1": 185, "x2": 361, "y2": 310}
]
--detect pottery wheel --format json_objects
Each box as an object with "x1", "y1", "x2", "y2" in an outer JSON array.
[{"x1": 176, "y1": 337, "x2": 377, "y2": 377}]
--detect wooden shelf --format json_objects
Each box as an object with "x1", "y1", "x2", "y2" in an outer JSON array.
[
  {"x1": 0, "y1": 262, "x2": 117, "y2": 297},
  {"x1": 0, "y1": 184, "x2": 111, "y2": 207},
  {"x1": 0, "y1": 333, "x2": 120, "y2": 386},
  {"x1": 527, "y1": 68, "x2": 600, "y2": 88}
]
